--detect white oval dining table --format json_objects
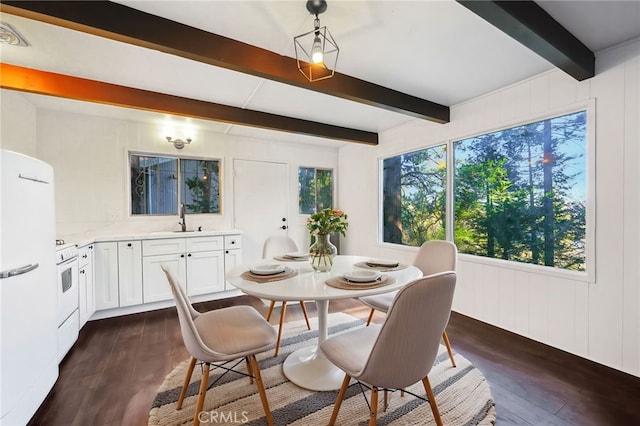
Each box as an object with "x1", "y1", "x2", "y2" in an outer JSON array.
[{"x1": 226, "y1": 255, "x2": 422, "y2": 391}]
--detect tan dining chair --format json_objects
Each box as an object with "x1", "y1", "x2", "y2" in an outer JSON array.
[
  {"x1": 262, "y1": 235, "x2": 312, "y2": 356},
  {"x1": 359, "y1": 240, "x2": 458, "y2": 367},
  {"x1": 161, "y1": 265, "x2": 276, "y2": 426},
  {"x1": 321, "y1": 271, "x2": 457, "y2": 426}
]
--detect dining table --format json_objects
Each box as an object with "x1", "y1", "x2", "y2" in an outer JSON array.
[{"x1": 226, "y1": 254, "x2": 422, "y2": 391}]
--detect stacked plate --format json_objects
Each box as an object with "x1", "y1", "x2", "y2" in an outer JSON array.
[
  {"x1": 249, "y1": 264, "x2": 286, "y2": 275},
  {"x1": 365, "y1": 258, "x2": 400, "y2": 268},
  {"x1": 282, "y1": 251, "x2": 309, "y2": 261},
  {"x1": 343, "y1": 270, "x2": 382, "y2": 284}
]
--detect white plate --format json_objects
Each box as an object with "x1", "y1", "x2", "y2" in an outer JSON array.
[
  {"x1": 366, "y1": 258, "x2": 400, "y2": 267},
  {"x1": 343, "y1": 270, "x2": 382, "y2": 283},
  {"x1": 284, "y1": 251, "x2": 309, "y2": 259},
  {"x1": 250, "y1": 264, "x2": 286, "y2": 275}
]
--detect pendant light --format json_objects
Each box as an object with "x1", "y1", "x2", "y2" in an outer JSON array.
[{"x1": 294, "y1": 0, "x2": 339, "y2": 82}]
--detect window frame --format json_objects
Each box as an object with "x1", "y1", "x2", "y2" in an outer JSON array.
[
  {"x1": 378, "y1": 100, "x2": 595, "y2": 282},
  {"x1": 298, "y1": 166, "x2": 334, "y2": 215},
  {"x1": 128, "y1": 151, "x2": 223, "y2": 217}
]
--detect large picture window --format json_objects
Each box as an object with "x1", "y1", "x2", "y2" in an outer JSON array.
[
  {"x1": 130, "y1": 154, "x2": 220, "y2": 215},
  {"x1": 380, "y1": 109, "x2": 588, "y2": 274},
  {"x1": 298, "y1": 167, "x2": 333, "y2": 214},
  {"x1": 382, "y1": 145, "x2": 447, "y2": 245},
  {"x1": 454, "y1": 111, "x2": 587, "y2": 271}
]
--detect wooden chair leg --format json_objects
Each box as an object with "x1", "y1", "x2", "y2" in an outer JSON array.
[
  {"x1": 299, "y1": 301, "x2": 311, "y2": 330},
  {"x1": 245, "y1": 357, "x2": 254, "y2": 384},
  {"x1": 273, "y1": 301, "x2": 287, "y2": 357},
  {"x1": 193, "y1": 362, "x2": 210, "y2": 426},
  {"x1": 442, "y1": 331, "x2": 456, "y2": 367},
  {"x1": 266, "y1": 300, "x2": 276, "y2": 321},
  {"x1": 383, "y1": 389, "x2": 389, "y2": 411},
  {"x1": 366, "y1": 308, "x2": 375, "y2": 326},
  {"x1": 329, "y1": 374, "x2": 351, "y2": 426},
  {"x1": 177, "y1": 356, "x2": 197, "y2": 410},
  {"x1": 248, "y1": 354, "x2": 274, "y2": 426},
  {"x1": 369, "y1": 387, "x2": 378, "y2": 426},
  {"x1": 422, "y1": 376, "x2": 443, "y2": 426}
]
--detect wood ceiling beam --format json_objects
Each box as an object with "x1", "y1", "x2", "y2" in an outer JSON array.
[
  {"x1": 0, "y1": 0, "x2": 450, "y2": 124},
  {"x1": 0, "y1": 64, "x2": 378, "y2": 145},
  {"x1": 457, "y1": 0, "x2": 595, "y2": 81}
]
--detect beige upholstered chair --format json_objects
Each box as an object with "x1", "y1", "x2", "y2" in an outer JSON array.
[
  {"x1": 262, "y1": 235, "x2": 311, "y2": 356},
  {"x1": 359, "y1": 240, "x2": 458, "y2": 367},
  {"x1": 161, "y1": 265, "x2": 276, "y2": 426},
  {"x1": 321, "y1": 271, "x2": 457, "y2": 426}
]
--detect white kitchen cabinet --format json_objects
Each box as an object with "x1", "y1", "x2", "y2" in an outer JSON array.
[
  {"x1": 78, "y1": 243, "x2": 95, "y2": 327},
  {"x1": 94, "y1": 242, "x2": 119, "y2": 310},
  {"x1": 117, "y1": 241, "x2": 143, "y2": 307},
  {"x1": 142, "y1": 253, "x2": 186, "y2": 303},
  {"x1": 142, "y1": 235, "x2": 227, "y2": 302},
  {"x1": 224, "y1": 235, "x2": 242, "y2": 278}
]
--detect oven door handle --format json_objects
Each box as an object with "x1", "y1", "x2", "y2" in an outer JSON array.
[{"x1": 0, "y1": 263, "x2": 39, "y2": 279}]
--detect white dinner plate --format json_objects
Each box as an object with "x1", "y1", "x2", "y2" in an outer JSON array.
[
  {"x1": 343, "y1": 270, "x2": 382, "y2": 283},
  {"x1": 284, "y1": 251, "x2": 309, "y2": 259},
  {"x1": 366, "y1": 258, "x2": 400, "y2": 267},
  {"x1": 250, "y1": 264, "x2": 286, "y2": 275}
]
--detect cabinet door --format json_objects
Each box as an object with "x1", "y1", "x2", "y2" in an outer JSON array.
[
  {"x1": 225, "y1": 249, "x2": 242, "y2": 275},
  {"x1": 94, "y1": 242, "x2": 119, "y2": 310},
  {"x1": 187, "y1": 250, "x2": 225, "y2": 296},
  {"x1": 143, "y1": 253, "x2": 186, "y2": 303},
  {"x1": 118, "y1": 241, "x2": 143, "y2": 307},
  {"x1": 78, "y1": 244, "x2": 95, "y2": 327}
]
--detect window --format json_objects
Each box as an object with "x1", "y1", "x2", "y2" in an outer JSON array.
[
  {"x1": 381, "y1": 144, "x2": 447, "y2": 245},
  {"x1": 298, "y1": 167, "x2": 333, "y2": 214},
  {"x1": 380, "y1": 110, "x2": 588, "y2": 273},
  {"x1": 453, "y1": 111, "x2": 587, "y2": 271},
  {"x1": 130, "y1": 154, "x2": 220, "y2": 215}
]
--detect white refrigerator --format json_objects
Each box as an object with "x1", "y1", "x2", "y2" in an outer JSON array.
[{"x1": 0, "y1": 149, "x2": 58, "y2": 425}]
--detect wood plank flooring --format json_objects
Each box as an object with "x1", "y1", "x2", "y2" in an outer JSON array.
[{"x1": 28, "y1": 296, "x2": 640, "y2": 425}]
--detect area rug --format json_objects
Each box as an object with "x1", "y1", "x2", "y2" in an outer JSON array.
[{"x1": 149, "y1": 313, "x2": 496, "y2": 425}]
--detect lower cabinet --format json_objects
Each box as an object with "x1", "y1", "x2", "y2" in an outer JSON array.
[
  {"x1": 94, "y1": 234, "x2": 241, "y2": 312},
  {"x1": 78, "y1": 243, "x2": 95, "y2": 327}
]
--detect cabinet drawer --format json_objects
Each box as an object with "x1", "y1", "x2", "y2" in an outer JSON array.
[
  {"x1": 143, "y1": 238, "x2": 186, "y2": 256},
  {"x1": 78, "y1": 244, "x2": 93, "y2": 268},
  {"x1": 186, "y1": 236, "x2": 224, "y2": 253},
  {"x1": 224, "y1": 235, "x2": 242, "y2": 250}
]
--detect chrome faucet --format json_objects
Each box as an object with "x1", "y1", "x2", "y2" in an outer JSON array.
[{"x1": 178, "y1": 203, "x2": 187, "y2": 232}]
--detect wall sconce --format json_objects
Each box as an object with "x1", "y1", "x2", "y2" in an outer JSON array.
[{"x1": 166, "y1": 136, "x2": 192, "y2": 150}]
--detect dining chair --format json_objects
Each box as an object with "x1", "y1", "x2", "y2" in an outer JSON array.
[
  {"x1": 161, "y1": 265, "x2": 276, "y2": 426},
  {"x1": 321, "y1": 271, "x2": 457, "y2": 426},
  {"x1": 358, "y1": 240, "x2": 458, "y2": 367},
  {"x1": 262, "y1": 235, "x2": 312, "y2": 356}
]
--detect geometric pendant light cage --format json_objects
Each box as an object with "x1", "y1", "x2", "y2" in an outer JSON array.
[{"x1": 294, "y1": 0, "x2": 339, "y2": 82}]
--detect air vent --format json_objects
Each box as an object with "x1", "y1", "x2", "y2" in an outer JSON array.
[{"x1": 0, "y1": 22, "x2": 30, "y2": 47}]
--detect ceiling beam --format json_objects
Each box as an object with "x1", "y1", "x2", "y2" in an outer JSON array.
[
  {"x1": 457, "y1": 1, "x2": 595, "y2": 81},
  {"x1": 1, "y1": 0, "x2": 450, "y2": 124},
  {"x1": 0, "y1": 64, "x2": 378, "y2": 145}
]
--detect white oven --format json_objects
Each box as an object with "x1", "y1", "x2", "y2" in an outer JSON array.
[{"x1": 55, "y1": 244, "x2": 79, "y2": 362}]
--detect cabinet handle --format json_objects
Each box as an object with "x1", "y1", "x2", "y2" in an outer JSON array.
[
  {"x1": 89, "y1": 245, "x2": 93, "y2": 250},
  {"x1": 281, "y1": 225, "x2": 287, "y2": 230},
  {"x1": 82, "y1": 254, "x2": 88, "y2": 259},
  {"x1": 231, "y1": 240, "x2": 236, "y2": 245},
  {"x1": 80, "y1": 269, "x2": 85, "y2": 274},
  {"x1": 180, "y1": 254, "x2": 185, "y2": 258},
  {"x1": 127, "y1": 243, "x2": 132, "y2": 247},
  {"x1": 225, "y1": 250, "x2": 229, "y2": 254}
]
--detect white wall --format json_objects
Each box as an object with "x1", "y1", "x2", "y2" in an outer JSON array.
[
  {"x1": 0, "y1": 96, "x2": 338, "y2": 248},
  {"x1": 339, "y1": 39, "x2": 640, "y2": 377}
]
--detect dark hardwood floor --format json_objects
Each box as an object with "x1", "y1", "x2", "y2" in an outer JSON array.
[{"x1": 28, "y1": 296, "x2": 640, "y2": 426}]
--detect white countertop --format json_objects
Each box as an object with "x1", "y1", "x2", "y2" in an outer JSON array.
[{"x1": 59, "y1": 229, "x2": 243, "y2": 248}]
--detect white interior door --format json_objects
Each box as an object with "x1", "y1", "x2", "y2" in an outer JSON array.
[{"x1": 233, "y1": 159, "x2": 289, "y2": 263}]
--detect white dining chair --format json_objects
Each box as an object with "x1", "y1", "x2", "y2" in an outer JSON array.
[
  {"x1": 262, "y1": 235, "x2": 312, "y2": 356},
  {"x1": 321, "y1": 271, "x2": 457, "y2": 426},
  {"x1": 359, "y1": 240, "x2": 458, "y2": 367}
]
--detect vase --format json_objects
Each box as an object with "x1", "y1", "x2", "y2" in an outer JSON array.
[{"x1": 309, "y1": 233, "x2": 337, "y2": 272}]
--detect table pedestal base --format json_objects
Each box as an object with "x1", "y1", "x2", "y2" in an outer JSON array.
[{"x1": 282, "y1": 346, "x2": 345, "y2": 391}]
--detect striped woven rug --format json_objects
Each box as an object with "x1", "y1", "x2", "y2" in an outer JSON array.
[{"x1": 149, "y1": 313, "x2": 496, "y2": 426}]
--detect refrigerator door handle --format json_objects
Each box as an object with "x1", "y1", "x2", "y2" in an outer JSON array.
[{"x1": 0, "y1": 263, "x2": 39, "y2": 279}]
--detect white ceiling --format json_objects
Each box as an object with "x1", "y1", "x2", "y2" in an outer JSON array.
[{"x1": 1, "y1": 0, "x2": 639, "y2": 147}]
